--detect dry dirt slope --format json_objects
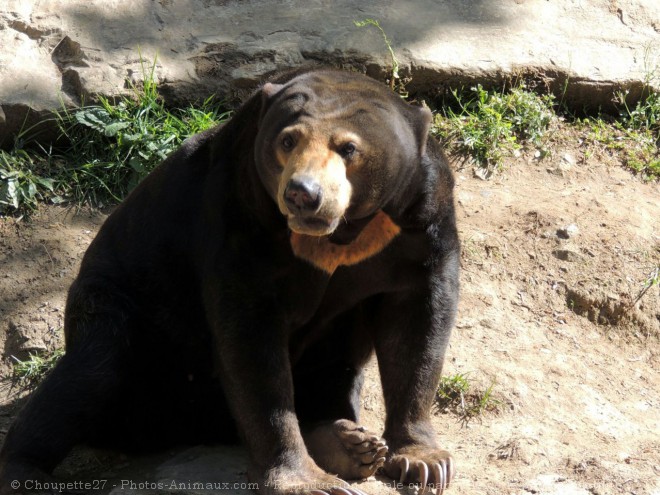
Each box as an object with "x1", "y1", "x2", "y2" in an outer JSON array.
[{"x1": 0, "y1": 149, "x2": 658, "y2": 495}]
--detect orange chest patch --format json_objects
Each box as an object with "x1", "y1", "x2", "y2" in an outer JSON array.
[{"x1": 289, "y1": 211, "x2": 401, "y2": 274}]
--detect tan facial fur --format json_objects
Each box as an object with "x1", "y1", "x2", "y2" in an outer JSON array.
[{"x1": 275, "y1": 126, "x2": 353, "y2": 236}]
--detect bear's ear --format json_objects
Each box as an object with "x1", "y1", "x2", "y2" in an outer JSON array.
[
  {"x1": 259, "y1": 82, "x2": 285, "y2": 122},
  {"x1": 262, "y1": 82, "x2": 284, "y2": 99},
  {"x1": 408, "y1": 104, "x2": 433, "y2": 156}
]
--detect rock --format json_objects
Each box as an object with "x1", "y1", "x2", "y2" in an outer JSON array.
[
  {"x1": 154, "y1": 446, "x2": 248, "y2": 495},
  {"x1": 2, "y1": 321, "x2": 49, "y2": 360},
  {"x1": 1, "y1": 0, "x2": 659, "y2": 147},
  {"x1": 456, "y1": 318, "x2": 477, "y2": 329},
  {"x1": 524, "y1": 474, "x2": 590, "y2": 495},
  {"x1": 553, "y1": 249, "x2": 583, "y2": 262},
  {"x1": 480, "y1": 318, "x2": 496, "y2": 329},
  {"x1": 101, "y1": 445, "x2": 249, "y2": 495},
  {"x1": 473, "y1": 167, "x2": 493, "y2": 181},
  {"x1": 557, "y1": 224, "x2": 580, "y2": 239},
  {"x1": 549, "y1": 155, "x2": 575, "y2": 176}
]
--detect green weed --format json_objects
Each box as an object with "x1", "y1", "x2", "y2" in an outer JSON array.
[
  {"x1": 0, "y1": 57, "x2": 230, "y2": 213},
  {"x1": 613, "y1": 89, "x2": 660, "y2": 179},
  {"x1": 354, "y1": 18, "x2": 407, "y2": 97},
  {"x1": 617, "y1": 89, "x2": 660, "y2": 132},
  {"x1": 54, "y1": 59, "x2": 230, "y2": 205},
  {"x1": 11, "y1": 348, "x2": 64, "y2": 392},
  {"x1": 583, "y1": 100, "x2": 659, "y2": 181},
  {"x1": 436, "y1": 372, "x2": 501, "y2": 424},
  {"x1": 0, "y1": 150, "x2": 58, "y2": 212},
  {"x1": 579, "y1": 59, "x2": 660, "y2": 181},
  {"x1": 433, "y1": 84, "x2": 555, "y2": 170},
  {"x1": 632, "y1": 265, "x2": 660, "y2": 307}
]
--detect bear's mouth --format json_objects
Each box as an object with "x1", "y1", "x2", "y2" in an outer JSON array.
[{"x1": 287, "y1": 215, "x2": 340, "y2": 236}]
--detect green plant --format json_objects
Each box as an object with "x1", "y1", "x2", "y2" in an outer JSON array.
[
  {"x1": 437, "y1": 372, "x2": 471, "y2": 402},
  {"x1": 436, "y1": 372, "x2": 501, "y2": 424},
  {"x1": 460, "y1": 235, "x2": 485, "y2": 263},
  {"x1": 631, "y1": 265, "x2": 660, "y2": 307},
  {"x1": 0, "y1": 57, "x2": 230, "y2": 213},
  {"x1": 584, "y1": 98, "x2": 660, "y2": 181},
  {"x1": 354, "y1": 18, "x2": 407, "y2": 96},
  {"x1": 594, "y1": 49, "x2": 660, "y2": 180},
  {"x1": 433, "y1": 84, "x2": 555, "y2": 170},
  {"x1": 0, "y1": 150, "x2": 57, "y2": 213},
  {"x1": 54, "y1": 59, "x2": 230, "y2": 205},
  {"x1": 616, "y1": 89, "x2": 660, "y2": 132},
  {"x1": 11, "y1": 348, "x2": 64, "y2": 391}
]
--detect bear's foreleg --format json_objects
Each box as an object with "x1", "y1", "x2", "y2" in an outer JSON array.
[
  {"x1": 209, "y1": 307, "x2": 363, "y2": 495},
  {"x1": 374, "y1": 250, "x2": 459, "y2": 494}
]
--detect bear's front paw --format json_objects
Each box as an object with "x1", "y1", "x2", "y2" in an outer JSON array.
[
  {"x1": 382, "y1": 445, "x2": 455, "y2": 495},
  {"x1": 257, "y1": 459, "x2": 365, "y2": 495}
]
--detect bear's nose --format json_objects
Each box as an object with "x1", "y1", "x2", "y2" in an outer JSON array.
[{"x1": 284, "y1": 177, "x2": 322, "y2": 213}]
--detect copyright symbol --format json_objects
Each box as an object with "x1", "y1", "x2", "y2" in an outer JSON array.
[{"x1": 10, "y1": 480, "x2": 20, "y2": 489}]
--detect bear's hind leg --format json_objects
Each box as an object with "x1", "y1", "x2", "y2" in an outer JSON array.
[
  {"x1": 303, "y1": 419, "x2": 387, "y2": 480},
  {"x1": 0, "y1": 339, "x2": 127, "y2": 492}
]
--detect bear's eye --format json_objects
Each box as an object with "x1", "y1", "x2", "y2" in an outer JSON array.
[
  {"x1": 281, "y1": 135, "x2": 295, "y2": 151},
  {"x1": 340, "y1": 142, "x2": 357, "y2": 158}
]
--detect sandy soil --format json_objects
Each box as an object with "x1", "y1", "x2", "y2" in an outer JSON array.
[{"x1": 0, "y1": 126, "x2": 659, "y2": 495}]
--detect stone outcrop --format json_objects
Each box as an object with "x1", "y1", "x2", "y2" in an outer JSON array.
[{"x1": 1, "y1": 0, "x2": 659, "y2": 147}]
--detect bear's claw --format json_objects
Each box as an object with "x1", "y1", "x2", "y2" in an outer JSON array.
[
  {"x1": 310, "y1": 488, "x2": 366, "y2": 495},
  {"x1": 393, "y1": 455, "x2": 454, "y2": 495}
]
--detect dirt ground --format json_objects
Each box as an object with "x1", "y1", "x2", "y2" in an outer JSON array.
[{"x1": 0, "y1": 125, "x2": 659, "y2": 495}]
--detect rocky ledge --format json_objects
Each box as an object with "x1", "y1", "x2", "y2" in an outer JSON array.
[{"x1": 1, "y1": 0, "x2": 659, "y2": 147}]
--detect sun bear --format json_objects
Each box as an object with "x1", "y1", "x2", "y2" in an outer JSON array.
[{"x1": 0, "y1": 69, "x2": 460, "y2": 495}]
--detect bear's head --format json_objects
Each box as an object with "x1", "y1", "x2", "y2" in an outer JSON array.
[{"x1": 254, "y1": 70, "x2": 432, "y2": 240}]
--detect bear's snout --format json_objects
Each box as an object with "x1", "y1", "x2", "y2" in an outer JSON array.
[{"x1": 284, "y1": 176, "x2": 322, "y2": 213}]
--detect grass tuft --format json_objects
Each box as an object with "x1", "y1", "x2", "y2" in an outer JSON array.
[
  {"x1": 0, "y1": 58, "x2": 230, "y2": 214},
  {"x1": 53, "y1": 59, "x2": 231, "y2": 206},
  {"x1": 0, "y1": 150, "x2": 59, "y2": 212},
  {"x1": 436, "y1": 372, "x2": 502, "y2": 425},
  {"x1": 10, "y1": 348, "x2": 64, "y2": 392},
  {"x1": 582, "y1": 88, "x2": 660, "y2": 180},
  {"x1": 433, "y1": 84, "x2": 555, "y2": 170}
]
